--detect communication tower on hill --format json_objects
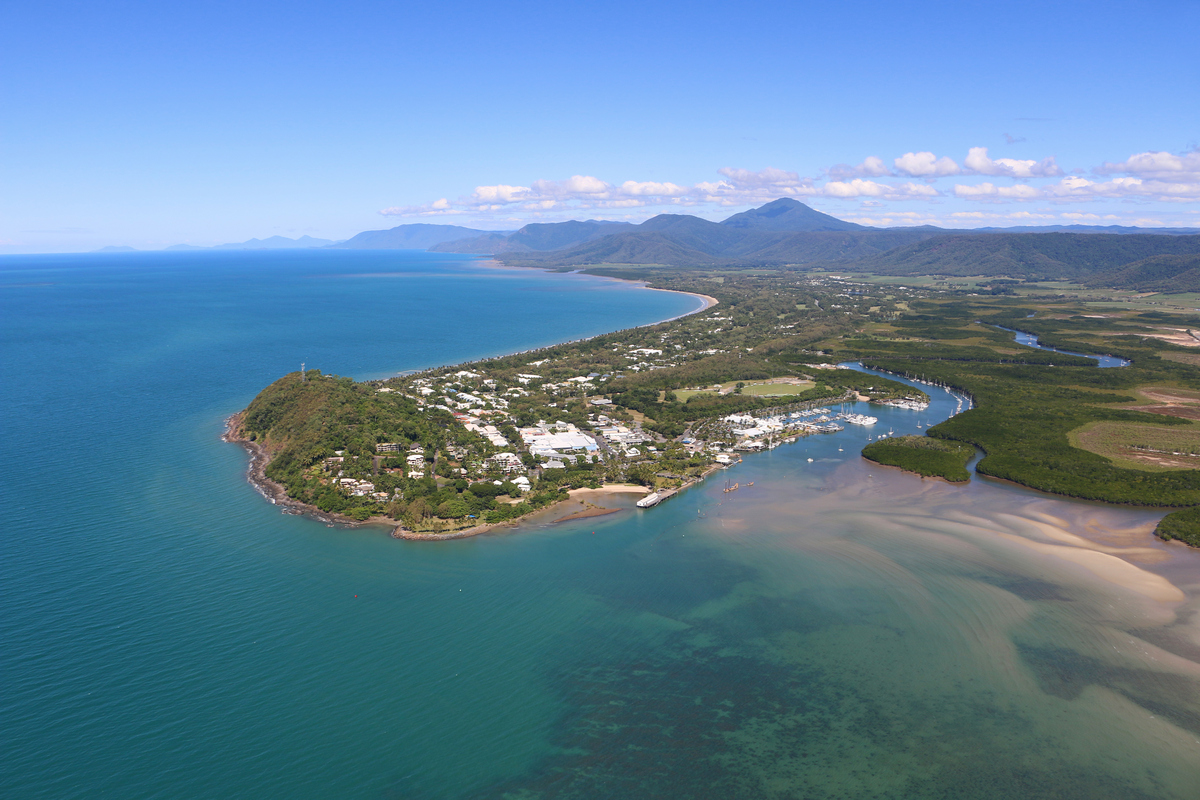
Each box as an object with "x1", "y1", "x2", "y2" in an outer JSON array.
[{"x1": 301, "y1": 362, "x2": 306, "y2": 382}]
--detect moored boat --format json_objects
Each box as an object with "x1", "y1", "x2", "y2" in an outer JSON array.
[{"x1": 636, "y1": 492, "x2": 662, "y2": 508}]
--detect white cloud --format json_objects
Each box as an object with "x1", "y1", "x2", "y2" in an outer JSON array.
[
  {"x1": 1043, "y1": 175, "x2": 1200, "y2": 202},
  {"x1": 953, "y1": 182, "x2": 1043, "y2": 200},
  {"x1": 840, "y1": 210, "x2": 943, "y2": 227},
  {"x1": 618, "y1": 180, "x2": 689, "y2": 196},
  {"x1": 528, "y1": 175, "x2": 609, "y2": 198},
  {"x1": 822, "y1": 179, "x2": 940, "y2": 199},
  {"x1": 1096, "y1": 148, "x2": 1200, "y2": 181},
  {"x1": 893, "y1": 151, "x2": 960, "y2": 177},
  {"x1": 378, "y1": 146, "x2": 1200, "y2": 222},
  {"x1": 473, "y1": 184, "x2": 533, "y2": 203},
  {"x1": 948, "y1": 210, "x2": 1056, "y2": 221},
  {"x1": 951, "y1": 173, "x2": 1200, "y2": 205},
  {"x1": 378, "y1": 201, "x2": 469, "y2": 217},
  {"x1": 1059, "y1": 212, "x2": 1121, "y2": 221},
  {"x1": 963, "y1": 146, "x2": 1063, "y2": 178},
  {"x1": 716, "y1": 166, "x2": 809, "y2": 190},
  {"x1": 826, "y1": 156, "x2": 893, "y2": 180},
  {"x1": 379, "y1": 166, "x2": 945, "y2": 219}
]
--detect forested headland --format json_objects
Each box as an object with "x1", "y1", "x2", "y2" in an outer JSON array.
[{"x1": 232, "y1": 260, "x2": 1200, "y2": 546}]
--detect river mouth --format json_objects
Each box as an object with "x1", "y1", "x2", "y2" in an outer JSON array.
[
  {"x1": 477, "y1": 368, "x2": 1200, "y2": 800},
  {"x1": 477, "y1": 452, "x2": 1200, "y2": 799}
]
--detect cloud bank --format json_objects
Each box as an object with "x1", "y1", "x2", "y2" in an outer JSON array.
[{"x1": 379, "y1": 146, "x2": 1200, "y2": 226}]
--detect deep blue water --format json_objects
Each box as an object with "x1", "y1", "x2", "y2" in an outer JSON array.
[{"x1": 4, "y1": 251, "x2": 1200, "y2": 799}]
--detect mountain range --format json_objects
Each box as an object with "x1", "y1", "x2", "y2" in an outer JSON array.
[
  {"x1": 101, "y1": 199, "x2": 1200, "y2": 288},
  {"x1": 427, "y1": 198, "x2": 1200, "y2": 286},
  {"x1": 164, "y1": 235, "x2": 338, "y2": 251}
]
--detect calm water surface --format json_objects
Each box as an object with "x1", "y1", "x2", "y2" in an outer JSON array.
[{"x1": 3, "y1": 251, "x2": 1199, "y2": 798}]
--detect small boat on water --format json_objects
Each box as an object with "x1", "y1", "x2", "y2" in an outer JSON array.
[{"x1": 636, "y1": 492, "x2": 661, "y2": 508}]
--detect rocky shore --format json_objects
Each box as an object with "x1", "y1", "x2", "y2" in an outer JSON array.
[{"x1": 222, "y1": 413, "x2": 391, "y2": 529}]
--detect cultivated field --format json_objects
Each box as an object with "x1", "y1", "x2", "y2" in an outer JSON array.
[
  {"x1": 1070, "y1": 420, "x2": 1200, "y2": 471},
  {"x1": 674, "y1": 378, "x2": 816, "y2": 401}
]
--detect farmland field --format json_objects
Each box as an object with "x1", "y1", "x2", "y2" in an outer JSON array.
[
  {"x1": 673, "y1": 379, "x2": 816, "y2": 401},
  {"x1": 1070, "y1": 420, "x2": 1200, "y2": 471}
]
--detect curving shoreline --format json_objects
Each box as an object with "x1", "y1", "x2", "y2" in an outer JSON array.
[
  {"x1": 223, "y1": 268, "x2": 720, "y2": 540},
  {"x1": 222, "y1": 413, "x2": 373, "y2": 527},
  {"x1": 226, "y1": 412, "x2": 670, "y2": 540}
]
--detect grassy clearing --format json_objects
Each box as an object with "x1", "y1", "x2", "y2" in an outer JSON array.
[
  {"x1": 1131, "y1": 385, "x2": 1200, "y2": 403},
  {"x1": 1069, "y1": 420, "x2": 1200, "y2": 472},
  {"x1": 674, "y1": 379, "x2": 816, "y2": 401},
  {"x1": 673, "y1": 388, "x2": 717, "y2": 401},
  {"x1": 1161, "y1": 352, "x2": 1200, "y2": 368},
  {"x1": 736, "y1": 380, "x2": 815, "y2": 396}
]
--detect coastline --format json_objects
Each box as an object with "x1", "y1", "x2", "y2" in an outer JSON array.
[
  {"x1": 222, "y1": 413, "x2": 382, "y2": 528},
  {"x1": 227, "y1": 413, "x2": 674, "y2": 540},
  {"x1": 476, "y1": 257, "x2": 719, "y2": 320},
  {"x1": 225, "y1": 262, "x2": 721, "y2": 539},
  {"x1": 646, "y1": 286, "x2": 718, "y2": 318}
]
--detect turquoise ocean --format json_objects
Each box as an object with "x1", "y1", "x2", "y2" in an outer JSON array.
[{"x1": 3, "y1": 251, "x2": 1200, "y2": 798}]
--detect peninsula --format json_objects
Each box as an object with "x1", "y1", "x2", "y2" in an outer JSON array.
[{"x1": 230, "y1": 204, "x2": 1200, "y2": 547}]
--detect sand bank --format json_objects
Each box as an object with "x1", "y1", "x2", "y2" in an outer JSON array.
[
  {"x1": 569, "y1": 484, "x2": 650, "y2": 497},
  {"x1": 553, "y1": 507, "x2": 623, "y2": 524}
]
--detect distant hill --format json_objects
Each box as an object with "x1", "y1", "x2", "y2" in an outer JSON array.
[
  {"x1": 507, "y1": 219, "x2": 633, "y2": 250},
  {"x1": 975, "y1": 224, "x2": 1200, "y2": 236},
  {"x1": 330, "y1": 224, "x2": 508, "y2": 250},
  {"x1": 320, "y1": 200, "x2": 1200, "y2": 281},
  {"x1": 165, "y1": 235, "x2": 335, "y2": 251},
  {"x1": 720, "y1": 198, "x2": 867, "y2": 232},
  {"x1": 637, "y1": 214, "x2": 766, "y2": 253},
  {"x1": 430, "y1": 220, "x2": 632, "y2": 254},
  {"x1": 426, "y1": 233, "x2": 517, "y2": 254},
  {"x1": 1084, "y1": 254, "x2": 1200, "y2": 293},
  {"x1": 94, "y1": 245, "x2": 138, "y2": 252},
  {"x1": 841, "y1": 233, "x2": 1200, "y2": 280},
  {"x1": 434, "y1": 201, "x2": 874, "y2": 258},
  {"x1": 506, "y1": 231, "x2": 724, "y2": 267},
  {"x1": 504, "y1": 224, "x2": 945, "y2": 267},
  {"x1": 736, "y1": 229, "x2": 946, "y2": 263}
]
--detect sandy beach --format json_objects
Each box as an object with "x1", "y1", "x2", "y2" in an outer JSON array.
[{"x1": 568, "y1": 484, "x2": 651, "y2": 497}]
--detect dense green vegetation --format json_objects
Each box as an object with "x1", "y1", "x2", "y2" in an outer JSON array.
[
  {"x1": 845, "y1": 233, "x2": 1200, "y2": 280},
  {"x1": 825, "y1": 300, "x2": 1200, "y2": 509},
  {"x1": 1084, "y1": 253, "x2": 1200, "y2": 293},
  {"x1": 1155, "y1": 507, "x2": 1200, "y2": 547},
  {"x1": 862, "y1": 436, "x2": 975, "y2": 482},
  {"x1": 481, "y1": 199, "x2": 1200, "y2": 281},
  {"x1": 235, "y1": 260, "x2": 1200, "y2": 547},
  {"x1": 236, "y1": 371, "x2": 568, "y2": 528}
]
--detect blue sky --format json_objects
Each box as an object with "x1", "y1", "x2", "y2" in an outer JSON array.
[{"x1": 3, "y1": 0, "x2": 1197, "y2": 252}]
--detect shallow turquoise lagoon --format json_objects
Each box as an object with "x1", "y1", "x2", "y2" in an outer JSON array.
[{"x1": 3, "y1": 251, "x2": 1199, "y2": 798}]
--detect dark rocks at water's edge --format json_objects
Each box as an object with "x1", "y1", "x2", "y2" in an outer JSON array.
[
  {"x1": 223, "y1": 413, "x2": 552, "y2": 541},
  {"x1": 221, "y1": 413, "x2": 392, "y2": 531}
]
